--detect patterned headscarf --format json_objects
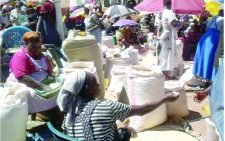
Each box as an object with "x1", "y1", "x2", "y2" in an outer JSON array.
[{"x1": 57, "y1": 70, "x2": 86, "y2": 124}]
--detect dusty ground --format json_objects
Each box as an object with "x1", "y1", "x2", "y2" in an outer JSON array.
[
  {"x1": 185, "y1": 90, "x2": 209, "y2": 141},
  {"x1": 180, "y1": 61, "x2": 209, "y2": 141}
]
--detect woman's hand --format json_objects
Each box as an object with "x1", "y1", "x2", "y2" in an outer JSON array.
[
  {"x1": 129, "y1": 92, "x2": 179, "y2": 117},
  {"x1": 41, "y1": 84, "x2": 52, "y2": 91},
  {"x1": 194, "y1": 91, "x2": 208, "y2": 103}
]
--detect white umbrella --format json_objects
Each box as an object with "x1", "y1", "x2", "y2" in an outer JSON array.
[
  {"x1": 0, "y1": 0, "x2": 9, "y2": 2},
  {"x1": 0, "y1": 0, "x2": 9, "y2": 5},
  {"x1": 104, "y1": 5, "x2": 137, "y2": 18}
]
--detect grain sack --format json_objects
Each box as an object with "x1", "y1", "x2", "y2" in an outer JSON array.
[
  {"x1": 101, "y1": 36, "x2": 114, "y2": 49},
  {"x1": 63, "y1": 61, "x2": 99, "y2": 82},
  {"x1": 62, "y1": 37, "x2": 105, "y2": 99},
  {"x1": 176, "y1": 39, "x2": 184, "y2": 66},
  {"x1": 179, "y1": 66, "x2": 194, "y2": 84},
  {"x1": 165, "y1": 80, "x2": 189, "y2": 117},
  {"x1": 105, "y1": 58, "x2": 131, "y2": 80},
  {"x1": 0, "y1": 84, "x2": 28, "y2": 141},
  {"x1": 128, "y1": 47, "x2": 139, "y2": 65},
  {"x1": 176, "y1": 40, "x2": 184, "y2": 76},
  {"x1": 125, "y1": 65, "x2": 166, "y2": 132},
  {"x1": 107, "y1": 66, "x2": 127, "y2": 98}
]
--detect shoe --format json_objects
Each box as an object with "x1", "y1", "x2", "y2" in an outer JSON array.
[{"x1": 185, "y1": 77, "x2": 206, "y2": 88}]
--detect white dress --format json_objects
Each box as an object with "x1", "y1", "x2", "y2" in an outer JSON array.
[{"x1": 158, "y1": 9, "x2": 178, "y2": 71}]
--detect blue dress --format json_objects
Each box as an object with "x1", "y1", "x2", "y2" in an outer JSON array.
[{"x1": 193, "y1": 17, "x2": 220, "y2": 80}]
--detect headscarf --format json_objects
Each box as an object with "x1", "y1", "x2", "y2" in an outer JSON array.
[
  {"x1": 23, "y1": 31, "x2": 41, "y2": 44},
  {"x1": 57, "y1": 70, "x2": 86, "y2": 124},
  {"x1": 37, "y1": 0, "x2": 56, "y2": 23}
]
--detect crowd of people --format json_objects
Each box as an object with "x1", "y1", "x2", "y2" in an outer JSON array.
[{"x1": 0, "y1": 0, "x2": 224, "y2": 140}]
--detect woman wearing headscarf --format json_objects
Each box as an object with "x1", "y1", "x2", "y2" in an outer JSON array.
[
  {"x1": 57, "y1": 70, "x2": 179, "y2": 141},
  {"x1": 5, "y1": 31, "x2": 58, "y2": 114}
]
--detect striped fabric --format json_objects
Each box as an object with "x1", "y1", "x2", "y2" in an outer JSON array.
[{"x1": 62, "y1": 100, "x2": 131, "y2": 141}]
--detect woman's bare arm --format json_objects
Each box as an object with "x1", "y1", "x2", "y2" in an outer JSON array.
[
  {"x1": 127, "y1": 92, "x2": 179, "y2": 117},
  {"x1": 18, "y1": 75, "x2": 43, "y2": 89}
]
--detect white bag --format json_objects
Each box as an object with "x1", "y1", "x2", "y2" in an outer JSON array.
[
  {"x1": 165, "y1": 80, "x2": 189, "y2": 117},
  {"x1": 125, "y1": 67, "x2": 167, "y2": 132},
  {"x1": 107, "y1": 67, "x2": 126, "y2": 98},
  {"x1": 0, "y1": 84, "x2": 28, "y2": 141},
  {"x1": 105, "y1": 58, "x2": 131, "y2": 80},
  {"x1": 128, "y1": 47, "x2": 139, "y2": 65},
  {"x1": 179, "y1": 66, "x2": 194, "y2": 84},
  {"x1": 63, "y1": 61, "x2": 99, "y2": 82}
]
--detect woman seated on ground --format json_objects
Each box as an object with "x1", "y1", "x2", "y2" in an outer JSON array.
[
  {"x1": 57, "y1": 70, "x2": 179, "y2": 141},
  {"x1": 116, "y1": 26, "x2": 138, "y2": 48},
  {"x1": 5, "y1": 31, "x2": 59, "y2": 114}
]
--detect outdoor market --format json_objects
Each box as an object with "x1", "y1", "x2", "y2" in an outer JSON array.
[{"x1": 0, "y1": 0, "x2": 224, "y2": 141}]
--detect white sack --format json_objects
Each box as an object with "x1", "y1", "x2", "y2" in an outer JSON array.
[
  {"x1": 105, "y1": 58, "x2": 131, "y2": 80},
  {"x1": 101, "y1": 36, "x2": 114, "y2": 49},
  {"x1": 125, "y1": 67, "x2": 166, "y2": 132},
  {"x1": 0, "y1": 84, "x2": 28, "y2": 141},
  {"x1": 63, "y1": 61, "x2": 99, "y2": 82},
  {"x1": 176, "y1": 39, "x2": 184, "y2": 65},
  {"x1": 179, "y1": 66, "x2": 194, "y2": 84},
  {"x1": 107, "y1": 67, "x2": 126, "y2": 97},
  {"x1": 165, "y1": 80, "x2": 189, "y2": 117}
]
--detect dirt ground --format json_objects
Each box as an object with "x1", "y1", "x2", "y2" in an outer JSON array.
[
  {"x1": 180, "y1": 61, "x2": 210, "y2": 141},
  {"x1": 185, "y1": 90, "x2": 209, "y2": 141}
]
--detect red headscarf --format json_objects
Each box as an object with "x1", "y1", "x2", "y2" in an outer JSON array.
[{"x1": 37, "y1": 0, "x2": 56, "y2": 23}]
